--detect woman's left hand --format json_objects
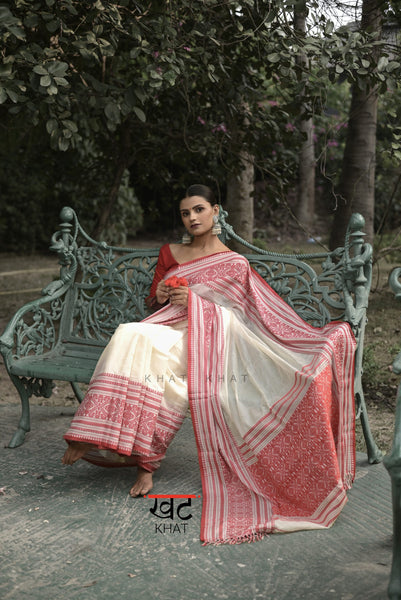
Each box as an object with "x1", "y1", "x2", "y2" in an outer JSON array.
[{"x1": 168, "y1": 285, "x2": 189, "y2": 307}]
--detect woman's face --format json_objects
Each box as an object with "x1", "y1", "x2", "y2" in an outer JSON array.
[{"x1": 179, "y1": 196, "x2": 219, "y2": 236}]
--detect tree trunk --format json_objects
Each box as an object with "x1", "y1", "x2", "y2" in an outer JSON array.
[
  {"x1": 329, "y1": 0, "x2": 383, "y2": 249},
  {"x1": 294, "y1": 1, "x2": 315, "y2": 228},
  {"x1": 91, "y1": 125, "x2": 131, "y2": 240},
  {"x1": 225, "y1": 151, "x2": 254, "y2": 251},
  {"x1": 296, "y1": 116, "x2": 316, "y2": 226}
]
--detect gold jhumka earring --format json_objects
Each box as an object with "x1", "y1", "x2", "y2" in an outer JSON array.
[
  {"x1": 211, "y1": 214, "x2": 221, "y2": 235},
  {"x1": 182, "y1": 231, "x2": 192, "y2": 244}
]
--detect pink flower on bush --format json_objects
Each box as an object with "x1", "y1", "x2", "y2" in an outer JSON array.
[{"x1": 212, "y1": 123, "x2": 227, "y2": 133}]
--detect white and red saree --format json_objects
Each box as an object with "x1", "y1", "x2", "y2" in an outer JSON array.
[{"x1": 64, "y1": 251, "x2": 356, "y2": 544}]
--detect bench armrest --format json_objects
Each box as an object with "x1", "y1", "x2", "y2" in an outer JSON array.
[{"x1": 0, "y1": 281, "x2": 72, "y2": 360}]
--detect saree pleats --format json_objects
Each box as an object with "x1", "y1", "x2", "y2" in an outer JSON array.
[{"x1": 64, "y1": 320, "x2": 189, "y2": 470}]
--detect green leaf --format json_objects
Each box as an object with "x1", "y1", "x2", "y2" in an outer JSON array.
[
  {"x1": 133, "y1": 106, "x2": 146, "y2": 122},
  {"x1": 7, "y1": 89, "x2": 19, "y2": 103},
  {"x1": 98, "y1": 38, "x2": 112, "y2": 48},
  {"x1": 48, "y1": 61, "x2": 69, "y2": 77},
  {"x1": 46, "y1": 20, "x2": 60, "y2": 33},
  {"x1": 134, "y1": 88, "x2": 146, "y2": 104},
  {"x1": 40, "y1": 74, "x2": 52, "y2": 87},
  {"x1": 377, "y1": 56, "x2": 388, "y2": 72},
  {"x1": 0, "y1": 87, "x2": 7, "y2": 104},
  {"x1": 79, "y1": 48, "x2": 99, "y2": 62},
  {"x1": 148, "y1": 80, "x2": 162, "y2": 88},
  {"x1": 58, "y1": 136, "x2": 70, "y2": 151},
  {"x1": 0, "y1": 64, "x2": 13, "y2": 77},
  {"x1": 104, "y1": 102, "x2": 120, "y2": 123},
  {"x1": 163, "y1": 70, "x2": 177, "y2": 85},
  {"x1": 46, "y1": 118, "x2": 58, "y2": 134},
  {"x1": 8, "y1": 105, "x2": 21, "y2": 114},
  {"x1": 19, "y1": 50, "x2": 35, "y2": 63},
  {"x1": 24, "y1": 13, "x2": 39, "y2": 28},
  {"x1": 386, "y1": 61, "x2": 400, "y2": 73},
  {"x1": 150, "y1": 70, "x2": 162, "y2": 80},
  {"x1": 0, "y1": 6, "x2": 26, "y2": 40},
  {"x1": 47, "y1": 84, "x2": 58, "y2": 95},
  {"x1": 54, "y1": 77, "x2": 69, "y2": 87},
  {"x1": 33, "y1": 65, "x2": 48, "y2": 76},
  {"x1": 63, "y1": 119, "x2": 78, "y2": 132},
  {"x1": 267, "y1": 53, "x2": 280, "y2": 63}
]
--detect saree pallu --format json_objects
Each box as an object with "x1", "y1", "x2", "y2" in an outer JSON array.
[{"x1": 64, "y1": 251, "x2": 356, "y2": 545}]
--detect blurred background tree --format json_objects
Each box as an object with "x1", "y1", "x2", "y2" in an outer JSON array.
[{"x1": 0, "y1": 1, "x2": 400, "y2": 251}]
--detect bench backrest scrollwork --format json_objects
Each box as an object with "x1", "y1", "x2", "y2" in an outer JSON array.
[
  {"x1": 51, "y1": 208, "x2": 372, "y2": 344},
  {"x1": 2, "y1": 207, "x2": 372, "y2": 362}
]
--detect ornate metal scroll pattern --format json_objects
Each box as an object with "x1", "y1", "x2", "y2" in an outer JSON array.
[
  {"x1": 12, "y1": 298, "x2": 64, "y2": 360},
  {"x1": 247, "y1": 252, "x2": 346, "y2": 327},
  {"x1": 342, "y1": 213, "x2": 372, "y2": 333},
  {"x1": 5, "y1": 207, "x2": 80, "y2": 359},
  {"x1": 46, "y1": 206, "x2": 79, "y2": 294},
  {"x1": 243, "y1": 214, "x2": 371, "y2": 333},
  {"x1": 71, "y1": 246, "x2": 158, "y2": 341}
]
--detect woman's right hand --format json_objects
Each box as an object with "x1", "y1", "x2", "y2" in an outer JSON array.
[{"x1": 155, "y1": 280, "x2": 170, "y2": 305}]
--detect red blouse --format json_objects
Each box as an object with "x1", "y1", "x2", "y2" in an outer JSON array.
[{"x1": 147, "y1": 244, "x2": 179, "y2": 309}]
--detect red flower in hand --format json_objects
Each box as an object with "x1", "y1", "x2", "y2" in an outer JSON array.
[{"x1": 164, "y1": 275, "x2": 189, "y2": 288}]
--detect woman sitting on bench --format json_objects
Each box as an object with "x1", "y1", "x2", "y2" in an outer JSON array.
[{"x1": 62, "y1": 184, "x2": 356, "y2": 545}]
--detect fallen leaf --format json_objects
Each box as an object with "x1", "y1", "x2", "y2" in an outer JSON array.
[{"x1": 81, "y1": 581, "x2": 97, "y2": 588}]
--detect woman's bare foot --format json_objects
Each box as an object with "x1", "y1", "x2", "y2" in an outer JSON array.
[
  {"x1": 61, "y1": 441, "x2": 97, "y2": 465},
  {"x1": 129, "y1": 467, "x2": 153, "y2": 497}
]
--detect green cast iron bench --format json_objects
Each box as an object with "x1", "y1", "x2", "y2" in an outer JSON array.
[{"x1": 0, "y1": 206, "x2": 382, "y2": 466}]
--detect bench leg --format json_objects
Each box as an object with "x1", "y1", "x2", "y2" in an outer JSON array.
[
  {"x1": 385, "y1": 459, "x2": 401, "y2": 600},
  {"x1": 384, "y1": 382, "x2": 401, "y2": 600},
  {"x1": 7, "y1": 374, "x2": 53, "y2": 448},
  {"x1": 356, "y1": 389, "x2": 383, "y2": 464},
  {"x1": 70, "y1": 381, "x2": 85, "y2": 403}
]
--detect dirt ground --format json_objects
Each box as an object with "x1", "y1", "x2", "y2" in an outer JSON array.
[{"x1": 1, "y1": 240, "x2": 400, "y2": 456}]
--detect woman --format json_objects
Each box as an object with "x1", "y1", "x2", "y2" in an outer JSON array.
[{"x1": 62, "y1": 184, "x2": 356, "y2": 545}]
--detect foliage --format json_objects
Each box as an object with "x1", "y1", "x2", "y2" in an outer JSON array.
[
  {"x1": 0, "y1": 118, "x2": 142, "y2": 251},
  {"x1": 312, "y1": 76, "x2": 401, "y2": 232},
  {"x1": 1, "y1": 1, "x2": 401, "y2": 250}
]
